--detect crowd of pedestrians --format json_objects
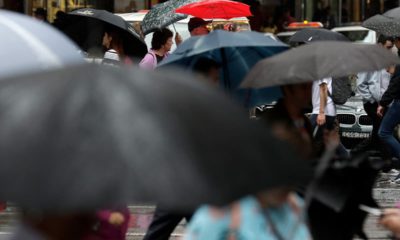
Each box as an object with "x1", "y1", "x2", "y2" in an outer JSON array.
[{"x1": 1, "y1": 4, "x2": 400, "y2": 240}]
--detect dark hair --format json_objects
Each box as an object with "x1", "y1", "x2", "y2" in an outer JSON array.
[
  {"x1": 377, "y1": 35, "x2": 394, "y2": 44},
  {"x1": 192, "y1": 57, "x2": 220, "y2": 75},
  {"x1": 151, "y1": 28, "x2": 173, "y2": 50}
]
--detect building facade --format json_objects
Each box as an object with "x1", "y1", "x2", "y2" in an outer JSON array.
[{"x1": 1, "y1": 0, "x2": 400, "y2": 26}]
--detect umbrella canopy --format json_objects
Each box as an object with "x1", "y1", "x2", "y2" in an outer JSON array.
[
  {"x1": 141, "y1": 0, "x2": 198, "y2": 35},
  {"x1": 63, "y1": 8, "x2": 147, "y2": 58},
  {"x1": 308, "y1": 154, "x2": 379, "y2": 240},
  {"x1": 362, "y1": 14, "x2": 400, "y2": 37},
  {"x1": 159, "y1": 30, "x2": 288, "y2": 107},
  {"x1": 289, "y1": 28, "x2": 349, "y2": 43},
  {"x1": 0, "y1": 10, "x2": 84, "y2": 79},
  {"x1": 175, "y1": 0, "x2": 251, "y2": 19},
  {"x1": 241, "y1": 41, "x2": 400, "y2": 89},
  {"x1": 382, "y1": 6, "x2": 400, "y2": 18},
  {"x1": 0, "y1": 63, "x2": 311, "y2": 212}
]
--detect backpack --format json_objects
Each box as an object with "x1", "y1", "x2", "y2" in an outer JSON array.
[{"x1": 329, "y1": 75, "x2": 355, "y2": 105}]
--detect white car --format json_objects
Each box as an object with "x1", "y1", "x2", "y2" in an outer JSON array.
[
  {"x1": 331, "y1": 25, "x2": 377, "y2": 44},
  {"x1": 116, "y1": 11, "x2": 251, "y2": 52}
]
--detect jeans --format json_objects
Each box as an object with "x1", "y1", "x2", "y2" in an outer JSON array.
[{"x1": 378, "y1": 99, "x2": 400, "y2": 159}]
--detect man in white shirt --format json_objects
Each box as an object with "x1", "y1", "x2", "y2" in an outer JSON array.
[{"x1": 310, "y1": 78, "x2": 348, "y2": 157}]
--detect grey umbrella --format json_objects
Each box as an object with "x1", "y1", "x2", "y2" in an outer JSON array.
[
  {"x1": 0, "y1": 63, "x2": 311, "y2": 212},
  {"x1": 0, "y1": 10, "x2": 84, "y2": 79},
  {"x1": 241, "y1": 41, "x2": 400, "y2": 89},
  {"x1": 382, "y1": 6, "x2": 400, "y2": 18},
  {"x1": 362, "y1": 14, "x2": 400, "y2": 37}
]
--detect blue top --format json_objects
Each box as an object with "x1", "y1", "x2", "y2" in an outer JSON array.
[{"x1": 184, "y1": 196, "x2": 311, "y2": 240}]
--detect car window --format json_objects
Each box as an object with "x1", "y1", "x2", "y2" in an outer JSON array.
[{"x1": 336, "y1": 30, "x2": 369, "y2": 42}]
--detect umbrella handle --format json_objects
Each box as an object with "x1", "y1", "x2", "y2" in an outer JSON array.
[{"x1": 172, "y1": 23, "x2": 177, "y2": 32}]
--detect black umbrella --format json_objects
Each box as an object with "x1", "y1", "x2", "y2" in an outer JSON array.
[
  {"x1": 241, "y1": 41, "x2": 400, "y2": 88},
  {"x1": 0, "y1": 63, "x2": 312, "y2": 212},
  {"x1": 63, "y1": 8, "x2": 147, "y2": 58},
  {"x1": 307, "y1": 153, "x2": 379, "y2": 240},
  {"x1": 362, "y1": 14, "x2": 400, "y2": 37},
  {"x1": 289, "y1": 28, "x2": 349, "y2": 43}
]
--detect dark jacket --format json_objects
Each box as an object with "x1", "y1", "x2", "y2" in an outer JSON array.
[
  {"x1": 258, "y1": 99, "x2": 315, "y2": 159},
  {"x1": 380, "y1": 65, "x2": 400, "y2": 107}
]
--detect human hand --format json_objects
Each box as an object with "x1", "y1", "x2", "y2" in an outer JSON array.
[
  {"x1": 380, "y1": 208, "x2": 400, "y2": 236},
  {"x1": 317, "y1": 113, "x2": 326, "y2": 126},
  {"x1": 175, "y1": 32, "x2": 182, "y2": 45},
  {"x1": 108, "y1": 212, "x2": 125, "y2": 226},
  {"x1": 377, "y1": 105, "x2": 385, "y2": 118}
]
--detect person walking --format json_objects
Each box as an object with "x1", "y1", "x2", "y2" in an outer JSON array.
[
  {"x1": 309, "y1": 77, "x2": 349, "y2": 158},
  {"x1": 139, "y1": 28, "x2": 174, "y2": 70},
  {"x1": 355, "y1": 35, "x2": 394, "y2": 168},
  {"x1": 378, "y1": 74, "x2": 400, "y2": 182}
]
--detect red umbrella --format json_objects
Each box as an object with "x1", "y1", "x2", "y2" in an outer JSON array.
[{"x1": 175, "y1": 0, "x2": 251, "y2": 19}]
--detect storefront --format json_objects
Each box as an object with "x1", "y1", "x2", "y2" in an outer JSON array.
[
  {"x1": 0, "y1": 0, "x2": 154, "y2": 22},
  {"x1": 301, "y1": 0, "x2": 400, "y2": 27}
]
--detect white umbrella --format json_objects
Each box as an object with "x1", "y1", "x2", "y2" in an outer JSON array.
[{"x1": 0, "y1": 10, "x2": 84, "y2": 79}]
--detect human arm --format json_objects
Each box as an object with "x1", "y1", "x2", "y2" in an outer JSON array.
[
  {"x1": 356, "y1": 72, "x2": 373, "y2": 103},
  {"x1": 317, "y1": 82, "x2": 328, "y2": 126},
  {"x1": 175, "y1": 32, "x2": 182, "y2": 45}
]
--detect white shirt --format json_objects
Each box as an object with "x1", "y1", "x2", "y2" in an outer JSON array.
[
  {"x1": 380, "y1": 69, "x2": 391, "y2": 99},
  {"x1": 312, "y1": 78, "x2": 336, "y2": 116}
]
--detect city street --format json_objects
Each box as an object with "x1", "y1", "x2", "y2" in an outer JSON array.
[{"x1": 0, "y1": 172, "x2": 400, "y2": 239}]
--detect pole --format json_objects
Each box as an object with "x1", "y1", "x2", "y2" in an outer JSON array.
[
  {"x1": 338, "y1": 0, "x2": 342, "y2": 26},
  {"x1": 361, "y1": 0, "x2": 365, "y2": 21}
]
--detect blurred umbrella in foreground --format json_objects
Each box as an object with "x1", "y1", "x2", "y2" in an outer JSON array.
[
  {"x1": 0, "y1": 10, "x2": 84, "y2": 79},
  {"x1": 159, "y1": 30, "x2": 288, "y2": 107},
  {"x1": 0, "y1": 63, "x2": 312, "y2": 212},
  {"x1": 289, "y1": 28, "x2": 349, "y2": 43},
  {"x1": 63, "y1": 8, "x2": 147, "y2": 58},
  {"x1": 241, "y1": 41, "x2": 400, "y2": 88}
]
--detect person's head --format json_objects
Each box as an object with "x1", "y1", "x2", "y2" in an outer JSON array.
[
  {"x1": 281, "y1": 82, "x2": 312, "y2": 109},
  {"x1": 151, "y1": 28, "x2": 174, "y2": 52},
  {"x1": 377, "y1": 35, "x2": 394, "y2": 50},
  {"x1": 33, "y1": 8, "x2": 47, "y2": 21},
  {"x1": 188, "y1": 17, "x2": 211, "y2": 36},
  {"x1": 102, "y1": 29, "x2": 124, "y2": 54},
  {"x1": 192, "y1": 57, "x2": 221, "y2": 85}
]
